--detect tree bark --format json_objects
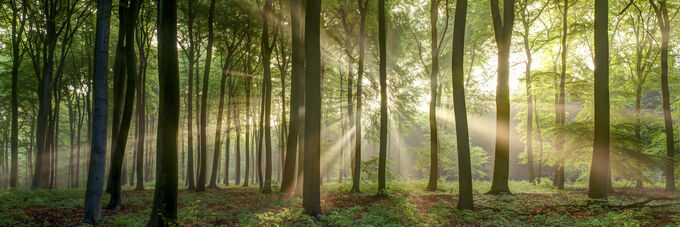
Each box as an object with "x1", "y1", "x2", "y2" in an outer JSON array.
[
  {"x1": 352, "y1": 0, "x2": 369, "y2": 193},
  {"x1": 426, "y1": 0, "x2": 440, "y2": 192},
  {"x1": 377, "y1": 0, "x2": 388, "y2": 194},
  {"x1": 303, "y1": 0, "x2": 322, "y2": 216},
  {"x1": 649, "y1": 0, "x2": 674, "y2": 192},
  {"x1": 588, "y1": 0, "x2": 610, "y2": 200},
  {"x1": 148, "y1": 0, "x2": 180, "y2": 223},
  {"x1": 83, "y1": 0, "x2": 113, "y2": 222},
  {"x1": 453, "y1": 0, "x2": 473, "y2": 210},
  {"x1": 488, "y1": 0, "x2": 514, "y2": 195}
]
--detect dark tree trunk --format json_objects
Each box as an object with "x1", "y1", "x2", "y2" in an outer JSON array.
[
  {"x1": 352, "y1": 0, "x2": 369, "y2": 193},
  {"x1": 185, "y1": 0, "x2": 197, "y2": 190},
  {"x1": 148, "y1": 0, "x2": 180, "y2": 223},
  {"x1": 488, "y1": 0, "x2": 514, "y2": 195},
  {"x1": 234, "y1": 96, "x2": 241, "y2": 186},
  {"x1": 106, "y1": 0, "x2": 140, "y2": 210},
  {"x1": 426, "y1": 0, "x2": 440, "y2": 192},
  {"x1": 303, "y1": 0, "x2": 322, "y2": 216},
  {"x1": 199, "y1": 0, "x2": 216, "y2": 191},
  {"x1": 32, "y1": 0, "x2": 58, "y2": 190},
  {"x1": 135, "y1": 63, "x2": 146, "y2": 190},
  {"x1": 452, "y1": 0, "x2": 473, "y2": 210},
  {"x1": 282, "y1": 0, "x2": 305, "y2": 195},
  {"x1": 9, "y1": 0, "x2": 26, "y2": 189},
  {"x1": 261, "y1": 0, "x2": 275, "y2": 194},
  {"x1": 198, "y1": 0, "x2": 222, "y2": 191},
  {"x1": 83, "y1": 0, "x2": 113, "y2": 222},
  {"x1": 377, "y1": 0, "x2": 388, "y2": 194},
  {"x1": 588, "y1": 0, "x2": 610, "y2": 200},
  {"x1": 237, "y1": 107, "x2": 243, "y2": 186},
  {"x1": 649, "y1": 0, "x2": 674, "y2": 192}
]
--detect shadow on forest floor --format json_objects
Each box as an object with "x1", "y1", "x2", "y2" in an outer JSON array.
[{"x1": 2, "y1": 182, "x2": 680, "y2": 226}]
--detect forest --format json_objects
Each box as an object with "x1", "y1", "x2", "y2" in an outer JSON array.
[{"x1": 1, "y1": 0, "x2": 680, "y2": 225}]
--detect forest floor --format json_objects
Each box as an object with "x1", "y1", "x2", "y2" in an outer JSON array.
[{"x1": 2, "y1": 180, "x2": 680, "y2": 226}]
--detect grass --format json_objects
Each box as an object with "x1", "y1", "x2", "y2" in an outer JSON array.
[{"x1": 1, "y1": 180, "x2": 679, "y2": 226}]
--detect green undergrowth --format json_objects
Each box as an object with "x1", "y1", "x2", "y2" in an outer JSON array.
[{"x1": 1, "y1": 181, "x2": 680, "y2": 226}]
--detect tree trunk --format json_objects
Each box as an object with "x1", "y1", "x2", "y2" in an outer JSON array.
[
  {"x1": 197, "y1": 0, "x2": 216, "y2": 192},
  {"x1": 426, "y1": 0, "x2": 440, "y2": 192},
  {"x1": 554, "y1": 0, "x2": 568, "y2": 190},
  {"x1": 303, "y1": 0, "x2": 322, "y2": 216},
  {"x1": 261, "y1": 0, "x2": 275, "y2": 194},
  {"x1": 352, "y1": 0, "x2": 369, "y2": 193},
  {"x1": 488, "y1": 0, "x2": 514, "y2": 195},
  {"x1": 452, "y1": 0, "x2": 473, "y2": 210},
  {"x1": 236, "y1": 99, "x2": 242, "y2": 186},
  {"x1": 83, "y1": 0, "x2": 113, "y2": 222},
  {"x1": 148, "y1": 0, "x2": 180, "y2": 223},
  {"x1": 106, "y1": 0, "x2": 140, "y2": 210},
  {"x1": 588, "y1": 0, "x2": 610, "y2": 200},
  {"x1": 281, "y1": 0, "x2": 304, "y2": 195},
  {"x1": 9, "y1": 0, "x2": 25, "y2": 189},
  {"x1": 377, "y1": 0, "x2": 388, "y2": 194},
  {"x1": 649, "y1": 0, "x2": 674, "y2": 192}
]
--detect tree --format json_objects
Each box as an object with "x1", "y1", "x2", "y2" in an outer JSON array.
[
  {"x1": 352, "y1": 0, "x2": 369, "y2": 193},
  {"x1": 554, "y1": 0, "x2": 570, "y2": 189},
  {"x1": 648, "y1": 0, "x2": 675, "y2": 192},
  {"x1": 197, "y1": 0, "x2": 216, "y2": 192},
  {"x1": 377, "y1": 0, "x2": 388, "y2": 194},
  {"x1": 282, "y1": 0, "x2": 305, "y2": 195},
  {"x1": 83, "y1": 0, "x2": 112, "y2": 223},
  {"x1": 587, "y1": 0, "x2": 610, "y2": 200},
  {"x1": 261, "y1": 0, "x2": 276, "y2": 194},
  {"x1": 182, "y1": 0, "x2": 197, "y2": 190},
  {"x1": 488, "y1": 0, "x2": 514, "y2": 195},
  {"x1": 106, "y1": 0, "x2": 140, "y2": 210},
  {"x1": 426, "y1": 0, "x2": 442, "y2": 192},
  {"x1": 148, "y1": 0, "x2": 180, "y2": 224},
  {"x1": 9, "y1": 0, "x2": 27, "y2": 188},
  {"x1": 517, "y1": 0, "x2": 548, "y2": 184},
  {"x1": 452, "y1": 0, "x2": 473, "y2": 210},
  {"x1": 134, "y1": 0, "x2": 156, "y2": 191},
  {"x1": 303, "y1": 0, "x2": 322, "y2": 217}
]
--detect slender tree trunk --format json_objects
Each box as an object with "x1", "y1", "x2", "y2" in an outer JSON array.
[
  {"x1": 554, "y1": 0, "x2": 568, "y2": 189},
  {"x1": 520, "y1": 4, "x2": 535, "y2": 183},
  {"x1": 534, "y1": 96, "x2": 544, "y2": 183},
  {"x1": 236, "y1": 100, "x2": 242, "y2": 186},
  {"x1": 426, "y1": 0, "x2": 440, "y2": 192},
  {"x1": 377, "y1": 0, "x2": 388, "y2": 194},
  {"x1": 197, "y1": 0, "x2": 216, "y2": 192},
  {"x1": 453, "y1": 0, "x2": 473, "y2": 210},
  {"x1": 185, "y1": 0, "x2": 197, "y2": 190},
  {"x1": 106, "y1": 0, "x2": 140, "y2": 210},
  {"x1": 352, "y1": 0, "x2": 369, "y2": 193},
  {"x1": 649, "y1": 0, "x2": 674, "y2": 192},
  {"x1": 588, "y1": 0, "x2": 610, "y2": 200},
  {"x1": 281, "y1": 0, "x2": 304, "y2": 195},
  {"x1": 261, "y1": 0, "x2": 275, "y2": 194},
  {"x1": 9, "y1": 0, "x2": 25, "y2": 189},
  {"x1": 83, "y1": 0, "x2": 113, "y2": 222}
]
